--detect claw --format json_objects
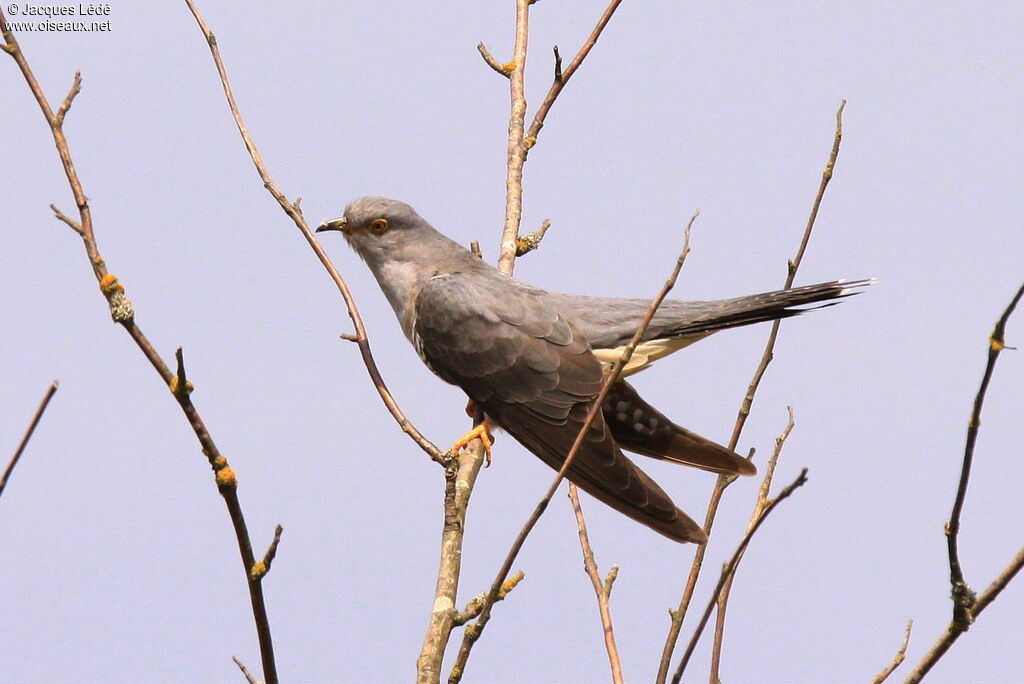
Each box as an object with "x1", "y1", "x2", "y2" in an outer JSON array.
[{"x1": 451, "y1": 420, "x2": 494, "y2": 467}]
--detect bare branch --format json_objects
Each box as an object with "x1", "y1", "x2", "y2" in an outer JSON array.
[
  {"x1": 495, "y1": 0, "x2": 623, "y2": 274},
  {"x1": 494, "y1": 0, "x2": 533, "y2": 275},
  {"x1": 514, "y1": 218, "x2": 551, "y2": 256},
  {"x1": 901, "y1": 281, "x2": 1024, "y2": 684},
  {"x1": 1, "y1": 381, "x2": 59, "y2": 500},
  {"x1": 251, "y1": 525, "x2": 284, "y2": 581},
  {"x1": 232, "y1": 656, "x2": 258, "y2": 684},
  {"x1": 450, "y1": 211, "x2": 698, "y2": 683},
  {"x1": 451, "y1": 572, "x2": 526, "y2": 626},
  {"x1": 671, "y1": 468, "x2": 809, "y2": 683},
  {"x1": 49, "y1": 204, "x2": 83, "y2": 235},
  {"x1": 53, "y1": 70, "x2": 80, "y2": 126},
  {"x1": 568, "y1": 484, "x2": 624, "y2": 684},
  {"x1": 417, "y1": 441, "x2": 487, "y2": 683},
  {"x1": 524, "y1": 0, "x2": 624, "y2": 147},
  {"x1": 3, "y1": 11, "x2": 280, "y2": 682},
  {"x1": 905, "y1": 545, "x2": 1024, "y2": 684},
  {"x1": 871, "y1": 620, "x2": 913, "y2": 684},
  {"x1": 182, "y1": 0, "x2": 444, "y2": 466},
  {"x1": 476, "y1": 42, "x2": 512, "y2": 77},
  {"x1": 657, "y1": 99, "x2": 847, "y2": 683},
  {"x1": 710, "y1": 408, "x2": 794, "y2": 679},
  {"x1": 945, "y1": 280, "x2": 1024, "y2": 625}
]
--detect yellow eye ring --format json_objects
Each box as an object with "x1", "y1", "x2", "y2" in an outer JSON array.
[{"x1": 369, "y1": 218, "x2": 389, "y2": 233}]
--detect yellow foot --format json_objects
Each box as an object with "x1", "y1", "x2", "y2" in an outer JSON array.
[{"x1": 451, "y1": 420, "x2": 494, "y2": 467}]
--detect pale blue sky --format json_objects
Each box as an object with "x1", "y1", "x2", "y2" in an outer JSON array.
[{"x1": 2, "y1": 2, "x2": 1023, "y2": 682}]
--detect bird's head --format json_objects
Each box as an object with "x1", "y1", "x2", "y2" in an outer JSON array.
[
  {"x1": 316, "y1": 196, "x2": 434, "y2": 262},
  {"x1": 316, "y1": 197, "x2": 476, "y2": 315}
]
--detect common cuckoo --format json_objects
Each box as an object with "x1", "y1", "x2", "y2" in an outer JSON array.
[{"x1": 317, "y1": 197, "x2": 870, "y2": 543}]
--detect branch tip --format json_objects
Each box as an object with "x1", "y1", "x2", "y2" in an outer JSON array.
[
  {"x1": 1, "y1": 381, "x2": 60, "y2": 499},
  {"x1": 514, "y1": 219, "x2": 551, "y2": 256},
  {"x1": 54, "y1": 70, "x2": 81, "y2": 125},
  {"x1": 50, "y1": 204, "x2": 84, "y2": 234},
  {"x1": 477, "y1": 42, "x2": 512, "y2": 77},
  {"x1": 232, "y1": 656, "x2": 258, "y2": 684}
]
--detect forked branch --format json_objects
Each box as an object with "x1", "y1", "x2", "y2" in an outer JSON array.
[
  {"x1": 656, "y1": 99, "x2": 847, "y2": 684},
  {"x1": 449, "y1": 212, "x2": 698, "y2": 683},
  {"x1": 2, "y1": 13, "x2": 279, "y2": 682},
  {"x1": 902, "y1": 281, "x2": 1024, "y2": 684}
]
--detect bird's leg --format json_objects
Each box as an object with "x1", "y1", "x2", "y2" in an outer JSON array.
[{"x1": 451, "y1": 417, "x2": 494, "y2": 467}]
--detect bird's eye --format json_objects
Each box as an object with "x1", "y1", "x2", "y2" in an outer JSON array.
[{"x1": 369, "y1": 218, "x2": 389, "y2": 234}]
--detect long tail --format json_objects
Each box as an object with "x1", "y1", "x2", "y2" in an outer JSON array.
[{"x1": 661, "y1": 278, "x2": 875, "y2": 337}]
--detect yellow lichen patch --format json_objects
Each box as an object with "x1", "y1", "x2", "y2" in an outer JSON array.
[
  {"x1": 212, "y1": 456, "x2": 227, "y2": 469},
  {"x1": 215, "y1": 466, "x2": 237, "y2": 488},
  {"x1": 990, "y1": 337, "x2": 1005, "y2": 352},
  {"x1": 169, "y1": 377, "x2": 195, "y2": 396},
  {"x1": 498, "y1": 570, "x2": 525, "y2": 598},
  {"x1": 99, "y1": 273, "x2": 119, "y2": 294},
  {"x1": 250, "y1": 561, "x2": 267, "y2": 580}
]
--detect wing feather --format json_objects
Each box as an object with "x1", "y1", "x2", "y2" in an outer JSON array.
[{"x1": 413, "y1": 272, "x2": 705, "y2": 543}]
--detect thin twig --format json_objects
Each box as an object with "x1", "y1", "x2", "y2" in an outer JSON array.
[
  {"x1": 568, "y1": 484, "x2": 624, "y2": 684},
  {"x1": 524, "y1": 0, "x2": 624, "y2": 149},
  {"x1": 495, "y1": 0, "x2": 623, "y2": 274},
  {"x1": 1, "y1": 381, "x2": 59, "y2": 499},
  {"x1": 656, "y1": 99, "x2": 846, "y2": 683},
  {"x1": 251, "y1": 525, "x2": 284, "y2": 581},
  {"x1": 2, "y1": 14, "x2": 280, "y2": 683},
  {"x1": 449, "y1": 212, "x2": 698, "y2": 683},
  {"x1": 709, "y1": 408, "x2": 794, "y2": 680},
  {"x1": 54, "y1": 70, "x2": 80, "y2": 126},
  {"x1": 945, "y1": 281, "x2": 1024, "y2": 626},
  {"x1": 476, "y1": 43, "x2": 512, "y2": 77},
  {"x1": 901, "y1": 281, "x2": 1024, "y2": 684},
  {"x1": 451, "y1": 572, "x2": 526, "y2": 626},
  {"x1": 904, "y1": 545, "x2": 1024, "y2": 684},
  {"x1": 494, "y1": 0, "x2": 532, "y2": 275},
  {"x1": 182, "y1": 0, "x2": 443, "y2": 466},
  {"x1": 514, "y1": 218, "x2": 551, "y2": 256},
  {"x1": 232, "y1": 656, "x2": 258, "y2": 684},
  {"x1": 871, "y1": 620, "x2": 913, "y2": 684},
  {"x1": 671, "y1": 468, "x2": 809, "y2": 683},
  {"x1": 49, "y1": 204, "x2": 83, "y2": 235}
]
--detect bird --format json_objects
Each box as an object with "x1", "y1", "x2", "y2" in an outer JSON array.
[{"x1": 317, "y1": 197, "x2": 871, "y2": 543}]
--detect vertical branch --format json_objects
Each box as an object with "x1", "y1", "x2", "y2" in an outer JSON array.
[
  {"x1": 495, "y1": 0, "x2": 532, "y2": 275},
  {"x1": 945, "y1": 281, "x2": 1024, "y2": 625},
  {"x1": 568, "y1": 484, "x2": 624, "y2": 684},
  {"x1": 656, "y1": 99, "x2": 847, "y2": 684},
  {"x1": 709, "y1": 409, "x2": 794, "y2": 681},
  {"x1": 417, "y1": 446, "x2": 486, "y2": 684},
  {"x1": 449, "y1": 213, "x2": 697, "y2": 683},
  {"x1": 493, "y1": 0, "x2": 624, "y2": 275},
  {"x1": 1, "y1": 381, "x2": 59, "y2": 499},
  {"x1": 2, "y1": 14, "x2": 280, "y2": 683},
  {"x1": 474, "y1": 3, "x2": 627, "y2": 678},
  {"x1": 901, "y1": 281, "x2": 1024, "y2": 684},
  {"x1": 670, "y1": 469, "x2": 809, "y2": 684}
]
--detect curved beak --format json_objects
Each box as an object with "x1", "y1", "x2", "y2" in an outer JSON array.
[{"x1": 316, "y1": 217, "x2": 348, "y2": 233}]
